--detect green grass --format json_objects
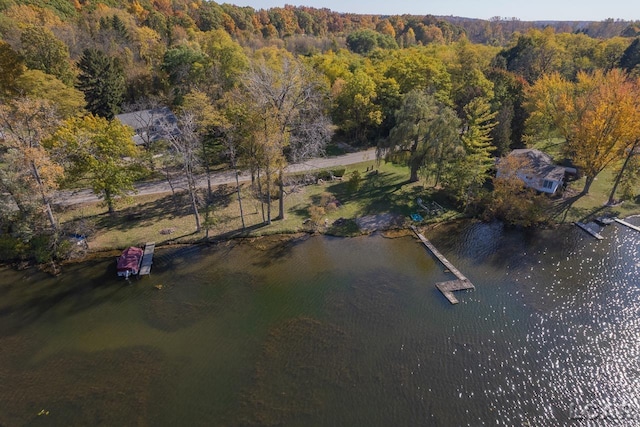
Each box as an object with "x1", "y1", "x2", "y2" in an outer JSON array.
[
  {"x1": 552, "y1": 168, "x2": 640, "y2": 223},
  {"x1": 57, "y1": 160, "x2": 463, "y2": 252},
  {"x1": 58, "y1": 147, "x2": 640, "y2": 253}
]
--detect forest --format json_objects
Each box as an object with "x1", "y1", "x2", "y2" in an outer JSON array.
[{"x1": 2, "y1": 0, "x2": 640, "y2": 262}]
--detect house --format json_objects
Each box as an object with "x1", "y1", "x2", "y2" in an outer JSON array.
[
  {"x1": 115, "y1": 107, "x2": 179, "y2": 146},
  {"x1": 498, "y1": 149, "x2": 576, "y2": 195}
]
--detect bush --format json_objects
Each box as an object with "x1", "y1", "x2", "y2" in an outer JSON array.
[
  {"x1": 0, "y1": 234, "x2": 22, "y2": 261},
  {"x1": 325, "y1": 202, "x2": 338, "y2": 212},
  {"x1": 331, "y1": 168, "x2": 346, "y2": 177},
  {"x1": 346, "y1": 170, "x2": 362, "y2": 193},
  {"x1": 308, "y1": 205, "x2": 326, "y2": 230}
]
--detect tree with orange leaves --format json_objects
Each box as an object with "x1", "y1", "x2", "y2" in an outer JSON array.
[{"x1": 526, "y1": 69, "x2": 640, "y2": 194}]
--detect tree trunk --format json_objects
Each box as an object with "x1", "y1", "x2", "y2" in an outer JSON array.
[
  {"x1": 235, "y1": 168, "x2": 245, "y2": 230},
  {"x1": 188, "y1": 176, "x2": 201, "y2": 232},
  {"x1": 43, "y1": 199, "x2": 57, "y2": 230},
  {"x1": 202, "y1": 140, "x2": 213, "y2": 202},
  {"x1": 257, "y1": 169, "x2": 265, "y2": 223},
  {"x1": 409, "y1": 137, "x2": 420, "y2": 182},
  {"x1": 265, "y1": 166, "x2": 272, "y2": 225},
  {"x1": 409, "y1": 165, "x2": 419, "y2": 183},
  {"x1": 277, "y1": 170, "x2": 285, "y2": 220},
  {"x1": 30, "y1": 161, "x2": 57, "y2": 229},
  {"x1": 582, "y1": 176, "x2": 595, "y2": 195},
  {"x1": 105, "y1": 189, "x2": 115, "y2": 214},
  {"x1": 608, "y1": 139, "x2": 638, "y2": 205}
]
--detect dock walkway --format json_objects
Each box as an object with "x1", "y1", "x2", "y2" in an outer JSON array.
[
  {"x1": 575, "y1": 222, "x2": 604, "y2": 240},
  {"x1": 410, "y1": 226, "x2": 474, "y2": 304},
  {"x1": 614, "y1": 218, "x2": 640, "y2": 233},
  {"x1": 139, "y1": 242, "x2": 155, "y2": 276}
]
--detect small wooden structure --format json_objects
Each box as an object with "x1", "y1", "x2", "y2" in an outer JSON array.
[
  {"x1": 575, "y1": 222, "x2": 604, "y2": 240},
  {"x1": 139, "y1": 242, "x2": 155, "y2": 276},
  {"x1": 435, "y1": 279, "x2": 476, "y2": 305},
  {"x1": 614, "y1": 218, "x2": 640, "y2": 233},
  {"x1": 410, "y1": 226, "x2": 475, "y2": 305}
]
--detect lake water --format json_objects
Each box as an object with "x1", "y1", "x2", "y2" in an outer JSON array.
[{"x1": 1, "y1": 219, "x2": 639, "y2": 426}]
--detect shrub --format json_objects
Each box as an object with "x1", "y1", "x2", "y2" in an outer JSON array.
[
  {"x1": 308, "y1": 205, "x2": 326, "y2": 230},
  {"x1": 331, "y1": 168, "x2": 346, "y2": 177},
  {"x1": 346, "y1": 170, "x2": 362, "y2": 193}
]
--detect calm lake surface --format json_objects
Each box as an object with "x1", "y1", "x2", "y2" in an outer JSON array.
[{"x1": 1, "y1": 218, "x2": 640, "y2": 426}]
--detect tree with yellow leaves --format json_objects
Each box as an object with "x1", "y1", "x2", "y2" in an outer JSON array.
[
  {"x1": 0, "y1": 98, "x2": 63, "y2": 230},
  {"x1": 47, "y1": 115, "x2": 140, "y2": 214},
  {"x1": 526, "y1": 69, "x2": 640, "y2": 194}
]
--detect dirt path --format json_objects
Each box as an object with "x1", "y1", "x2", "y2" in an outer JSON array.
[{"x1": 54, "y1": 149, "x2": 377, "y2": 206}]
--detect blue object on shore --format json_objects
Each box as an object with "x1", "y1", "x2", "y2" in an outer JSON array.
[{"x1": 410, "y1": 213, "x2": 423, "y2": 222}]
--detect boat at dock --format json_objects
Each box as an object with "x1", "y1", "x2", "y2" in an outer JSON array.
[{"x1": 116, "y1": 247, "x2": 143, "y2": 278}]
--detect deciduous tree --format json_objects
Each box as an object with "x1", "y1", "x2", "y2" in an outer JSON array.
[
  {"x1": 241, "y1": 54, "x2": 331, "y2": 222},
  {"x1": 0, "y1": 41, "x2": 25, "y2": 99},
  {"x1": 486, "y1": 154, "x2": 548, "y2": 226},
  {"x1": 0, "y1": 98, "x2": 62, "y2": 231},
  {"x1": 15, "y1": 70, "x2": 85, "y2": 118},
  {"x1": 525, "y1": 69, "x2": 640, "y2": 194},
  {"x1": 162, "y1": 112, "x2": 203, "y2": 232},
  {"x1": 333, "y1": 70, "x2": 382, "y2": 144},
  {"x1": 20, "y1": 26, "x2": 74, "y2": 85},
  {"x1": 47, "y1": 115, "x2": 140, "y2": 213}
]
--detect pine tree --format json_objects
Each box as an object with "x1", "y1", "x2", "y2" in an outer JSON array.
[{"x1": 76, "y1": 49, "x2": 125, "y2": 119}]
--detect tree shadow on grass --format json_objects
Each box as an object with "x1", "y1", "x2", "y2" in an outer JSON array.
[
  {"x1": 326, "y1": 170, "x2": 454, "y2": 220},
  {"x1": 86, "y1": 192, "x2": 195, "y2": 233},
  {"x1": 328, "y1": 172, "x2": 411, "y2": 215},
  {"x1": 549, "y1": 191, "x2": 625, "y2": 224}
]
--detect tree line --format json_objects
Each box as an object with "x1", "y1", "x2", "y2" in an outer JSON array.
[{"x1": 2, "y1": 0, "x2": 640, "y2": 261}]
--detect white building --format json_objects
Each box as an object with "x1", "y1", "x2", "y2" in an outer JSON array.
[{"x1": 498, "y1": 149, "x2": 576, "y2": 195}]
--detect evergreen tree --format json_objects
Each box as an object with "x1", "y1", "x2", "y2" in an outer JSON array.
[
  {"x1": 76, "y1": 49, "x2": 125, "y2": 119},
  {"x1": 444, "y1": 97, "x2": 497, "y2": 205}
]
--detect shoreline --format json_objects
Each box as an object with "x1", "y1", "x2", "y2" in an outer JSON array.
[{"x1": 3, "y1": 210, "x2": 639, "y2": 275}]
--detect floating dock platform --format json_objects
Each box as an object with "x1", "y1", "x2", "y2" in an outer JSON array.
[
  {"x1": 410, "y1": 226, "x2": 475, "y2": 304},
  {"x1": 435, "y1": 279, "x2": 476, "y2": 305},
  {"x1": 614, "y1": 218, "x2": 640, "y2": 233},
  {"x1": 575, "y1": 222, "x2": 604, "y2": 240},
  {"x1": 139, "y1": 242, "x2": 155, "y2": 276}
]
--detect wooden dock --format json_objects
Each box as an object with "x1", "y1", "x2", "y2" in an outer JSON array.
[
  {"x1": 435, "y1": 279, "x2": 476, "y2": 304},
  {"x1": 575, "y1": 222, "x2": 604, "y2": 240},
  {"x1": 139, "y1": 242, "x2": 155, "y2": 276},
  {"x1": 614, "y1": 218, "x2": 640, "y2": 233},
  {"x1": 410, "y1": 226, "x2": 475, "y2": 304}
]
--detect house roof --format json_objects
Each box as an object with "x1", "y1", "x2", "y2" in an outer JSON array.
[
  {"x1": 509, "y1": 148, "x2": 566, "y2": 181},
  {"x1": 115, "y1": 107, "x2": 179, "y2": 145}
]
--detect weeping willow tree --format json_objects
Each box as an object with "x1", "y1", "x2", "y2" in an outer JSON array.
[{"x1": 379, "y1": 89, "x2": 462, "y2": 184}]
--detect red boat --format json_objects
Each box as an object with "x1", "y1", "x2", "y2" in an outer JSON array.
[{"x1": 116, "y1": 247, "x2": 143, "y2": 278}]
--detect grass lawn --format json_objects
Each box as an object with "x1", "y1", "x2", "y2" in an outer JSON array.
[
  {"x1": 554, "y1": 168, "x2": 640, "y2": 223},
  {"x1": 56, "y1": 148, "x2": 640, "y2": 253},
  {"x1": 57, "y1": 160, "x2": 463, "y2": 252}
]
